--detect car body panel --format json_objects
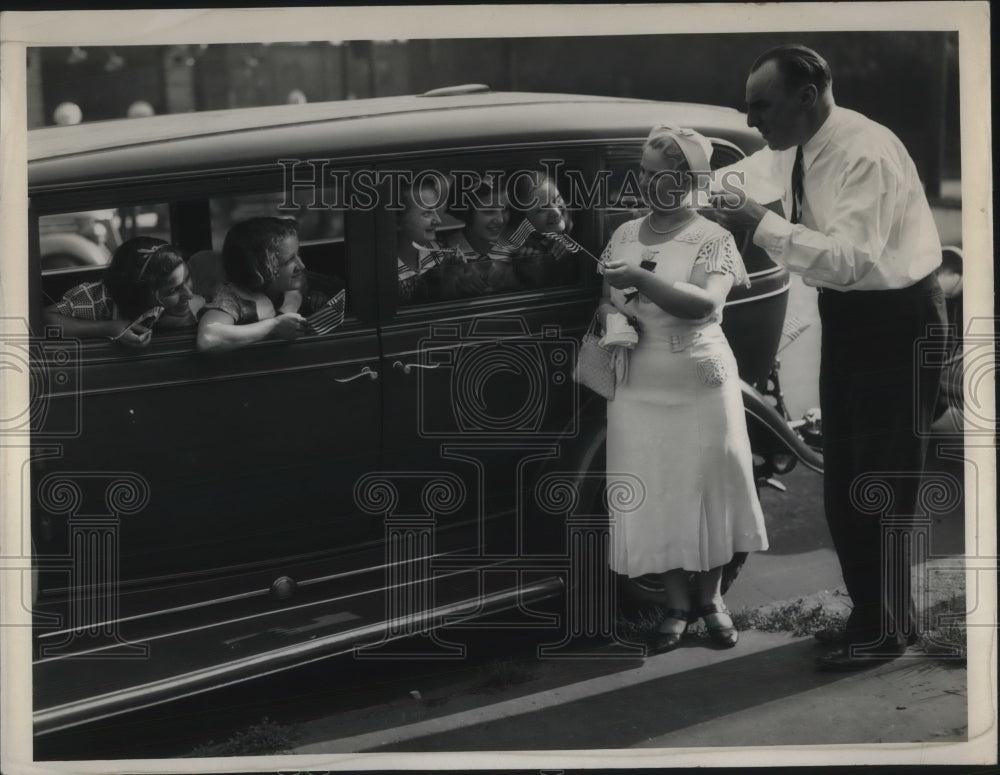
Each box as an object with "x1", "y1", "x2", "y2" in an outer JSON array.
[{"x1": 28, "y1": 91, "x2": 811, "y2": 735}]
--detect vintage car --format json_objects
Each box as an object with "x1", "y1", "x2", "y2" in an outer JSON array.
[{"x1": 26, "y1": 87, "x2": 822, "y2": 737}]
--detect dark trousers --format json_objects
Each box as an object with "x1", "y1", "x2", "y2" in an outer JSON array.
[{"x1": 818, "y1": 273, "x2": 947, "y2": 651}]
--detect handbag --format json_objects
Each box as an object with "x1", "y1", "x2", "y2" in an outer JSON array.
[{"x1": 573, "y1": 313, "x2": 618, "y2": 400}]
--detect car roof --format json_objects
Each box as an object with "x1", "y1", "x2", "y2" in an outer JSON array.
[{"x1": 29, "y1": 91, "x2": 757, "y2": 190}]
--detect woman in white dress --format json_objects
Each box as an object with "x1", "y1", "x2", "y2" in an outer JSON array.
[{"x1": 599, "y1": 125, "x2": 768, "y2": 654}]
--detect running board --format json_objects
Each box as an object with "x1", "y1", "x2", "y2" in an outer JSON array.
[{"x1": 34, "y1": 575, "x2": 564, "y2": 736}]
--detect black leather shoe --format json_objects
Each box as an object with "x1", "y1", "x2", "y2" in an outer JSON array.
[
  {"x1": 645, "y1": 608, "x2": 690, "y2": 656},
  {"x1": 697, "y1": 603, "x2": 738, "y2": 648},
  {"x1": 814, "y1": 629, "x2": 919, "y2": 648},
  {"x1": 815, "y1": 645, "x2": 906, "y2": 672}
]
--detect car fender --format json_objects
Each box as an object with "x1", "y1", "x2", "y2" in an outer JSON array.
[
  {"x1": 40, "y1": 233, "x2": 110, "y2": 268},
  {"x1": 741, "y1": 380, "x2": 824, "y2": 473}
]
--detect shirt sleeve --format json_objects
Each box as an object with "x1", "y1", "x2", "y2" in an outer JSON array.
[
  {"x1": 53, "y1": 282, "x2": 115, "y2": 321},
  {"x1": 693, "y1": 232, "x2": 750, "y2": 288},
  {"x1": 712, "y1": 148, "x2": 785, "y2": 206},
  {"x1": 752, "y1": 154, "x2": 901, "y2": 288},
  {"x1": 201, "y1": 285, "x2": 242, "y2": 323}
]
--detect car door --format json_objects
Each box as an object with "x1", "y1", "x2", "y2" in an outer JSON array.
[
  {"x1": 31, "y1": 179, "x2": 382, "y2": 617},
  {"x1": 373, "y1": 149, "x2": 604, "y2": 568}
]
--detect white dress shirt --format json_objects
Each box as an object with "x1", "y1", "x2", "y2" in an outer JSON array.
[{"x1": 720, "y1": 106, "x2": 941, "y2": 290}]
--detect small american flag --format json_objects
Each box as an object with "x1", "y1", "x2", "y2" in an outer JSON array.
[
  {"x1": 543, "y1": 232, "x2": 608, "y2": 266},
  {"x1": 777, "y1": 315, "x2": 810, "y2": 353},
  {"x1": 544, "y1": 232, "x2": 582, "y2": 253},
  {"x1": 491, "y1": 220, "x2": 537, "y2": 257},
  {"x1": 410, "y1": 242, "x2": 465, "y2": 270},
  {"x1": 306, "y1": 289, "x2": 346, "y2": 335}
]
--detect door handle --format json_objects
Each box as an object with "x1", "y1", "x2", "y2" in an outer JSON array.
[
  {"x1": 392, "y1": 360, "x2": 441, "y2": 375},
  {"x1": 334, "y1": 366, "x2": 378, "y2": 383}
]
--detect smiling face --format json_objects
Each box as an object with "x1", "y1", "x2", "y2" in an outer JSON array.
[
  {"x1": 745, "y1": 59, "x2": 813, "y2": 151},
  {"x1": 467, "y1": 202, "x2": 508, "y2": 246},
  {"x1": 638, "y1": 139, "x2": 690, "y2": 213},
  {"x1": 155, "y1": 263, "x2": 195, "y2": 315},
  {"x1": 399, "y1": 186, "x2": 443, "y2": 247},
  {"x1": 267, "y1": 234, "x2": 305, "y2": 295},
  {"x1": 525, "y1": 179, "x2": 567, "y2": 234}
]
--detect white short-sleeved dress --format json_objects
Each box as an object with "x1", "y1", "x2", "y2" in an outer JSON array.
[{"x1": 604, "y1": 215, "x2": 768, "y2": 577}]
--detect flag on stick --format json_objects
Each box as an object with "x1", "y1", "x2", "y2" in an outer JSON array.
[
  {"x1": 491, "y1": 220, "x2": 537, "y2": 257},
  {"x1": 543, "y1": 232, "x2": 604, "y2": 265},
  {"x1": 306, "y1": 289, "x2": 346, "y2": 335},
  {"x1": 411, "y1": 243, "x2": 465, "y2": 269}
]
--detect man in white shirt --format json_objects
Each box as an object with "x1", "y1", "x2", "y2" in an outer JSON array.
[{"x1": 703, "y1": 44, "x2": 947, "y2": 671}]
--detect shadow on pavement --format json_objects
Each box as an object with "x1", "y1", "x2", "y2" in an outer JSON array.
[{"x1": 367, "y1": 638, "x2": 868, "y2": 751}]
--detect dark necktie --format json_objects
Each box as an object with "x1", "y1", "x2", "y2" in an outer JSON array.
[{"x1": 790, "y1": 145, "x2": 804, "y2": 224}]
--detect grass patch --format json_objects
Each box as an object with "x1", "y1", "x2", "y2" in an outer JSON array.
[
  {"x1": 916, "y1": 593, "x2": 967, "y2": 665},
  {"x1": 184, "y1": 717, "x2": 297, "y2": 758},
  {"x1": 472, "y1": 657, "x2": 538, "y2": 693},
  {"x1": 618, "y1": 598, "x2": 846, "y2": 640},
  {"x1": 615, "y1": 604, "x2": 667, "y2": 642},
  {"x1": 729, "y1": 599, "x2": 847, "y2": 638}
]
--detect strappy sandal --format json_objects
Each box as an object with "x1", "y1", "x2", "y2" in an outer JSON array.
[
  {"x1": 696, "y1": 603, "x2": 739, "y2": 648},
  {"x1": 646, "y1": 608, "x2": 691, "y2": 655}
]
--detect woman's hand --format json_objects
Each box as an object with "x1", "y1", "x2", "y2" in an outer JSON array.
[
  {"x1": 600, "y1": 260, "x2": 643, "y2": 290},
  {"x1": 271, "y1": 312, "x2": 307, "y2": 340},
  {"x1": 279, "y1": 290, "x2": 304, "y2": 315},
  {"x1": 546, "y1": 236, "x2": 571, "y2": 260},
  {"x1": 109, "y1": 321, "x2": 153, "y2": 348}
]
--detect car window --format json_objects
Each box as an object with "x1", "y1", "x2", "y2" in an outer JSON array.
[
  {"x1": 394, "y1": 160, "x2": 590, "y2": 307},
  {"x1": 599, "y1": 140, "x2": 752, "y2": 258},
  {"x1": 39, "y1": 205, "x2": 171, "y2": 274},
  {"x1": 208, "y1": 187, "x2": 349, "y2": 316},
  {"x1": 601, "y1": 151, "x2": 650, "y2": 239},
  {"x1": 210, "y1": 191, "x2": 345, "y2": 249}
]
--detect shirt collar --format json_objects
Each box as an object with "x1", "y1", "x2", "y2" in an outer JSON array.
[{"x1": 801, "y1": 105, "x2": 843, "y2": 171}]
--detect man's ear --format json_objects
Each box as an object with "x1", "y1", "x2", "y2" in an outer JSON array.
[{"x1": 799, "y1": 84, "x2": 818, "y2": 109}]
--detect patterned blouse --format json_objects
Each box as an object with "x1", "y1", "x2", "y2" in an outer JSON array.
[
  {"x1": 201, "y1": 283, "x2": 272, "y2": 324},
  {"x1": 443, "y1": 231, "x2": 510, "y2": 263},
  {"x1": 397, "y1": 241, "x2": 464, "y2": 302},
  {"x1": 53, "y1": 281, "x2": 119, "y2": 321}
]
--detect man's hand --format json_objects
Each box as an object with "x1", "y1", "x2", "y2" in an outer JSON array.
[{"x1": 698, "y1": 195, "x2": 769, "y2": 233}]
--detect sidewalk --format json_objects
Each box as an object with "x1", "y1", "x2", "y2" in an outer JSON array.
[
  {"x1": 291, "y1": 631, "x2": 966, "y2": 753},
  {"x1": 292, "y1": 568, "x2": 967, "y2": 753}
]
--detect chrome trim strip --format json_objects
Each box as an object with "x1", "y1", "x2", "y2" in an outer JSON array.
[
  {"x1": 34, "y1": 576, "x2": 564, "y2": 735},
  {"x1": 35, "y1": 549, "x2": 471, "y2": 642},
  {"x1": 724, "y1": 283, "x2": 791, "y2": 307},
  {"x1": 33, "y1": 564, "x2": 475, "y2": 664}
]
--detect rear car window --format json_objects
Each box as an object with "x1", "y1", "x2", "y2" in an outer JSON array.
[
  {"x1": 39, "y1": 205, "x2": 171, "y2": 274},
  {"x1": 209, "y1": 188, "x2": 349, "y2": 314}
]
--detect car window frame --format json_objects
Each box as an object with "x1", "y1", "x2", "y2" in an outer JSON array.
[
  {"x1": 373, "y1": 145, "x2": 604, "y2": 321},
  {"x1": 31, "y1": 165, "x2": 378, "y2": 360}
]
